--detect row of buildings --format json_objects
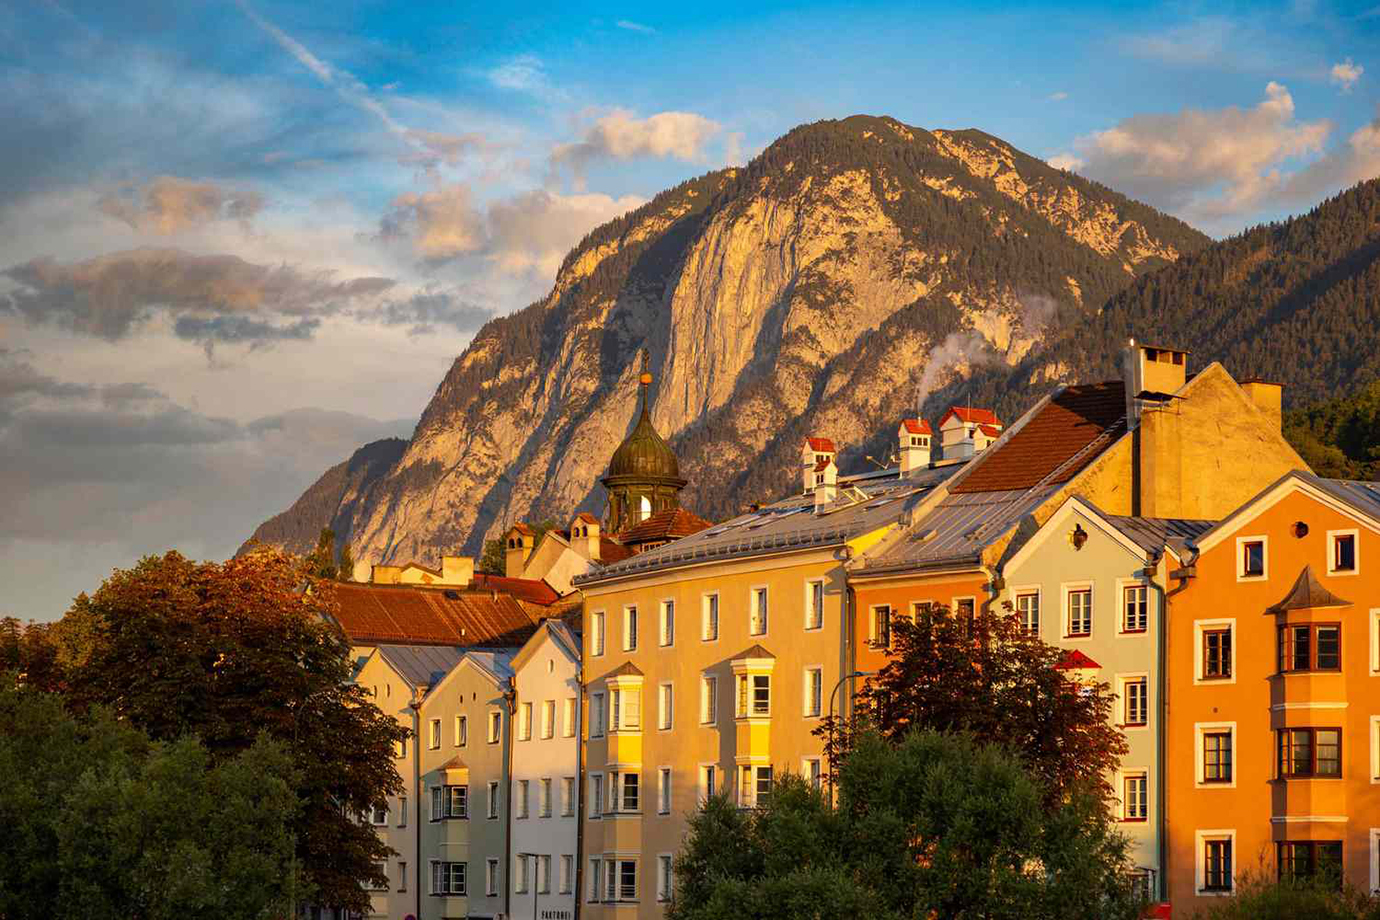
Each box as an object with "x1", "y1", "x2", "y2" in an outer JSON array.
[{"x1": 333, "y1": 341, "x2": 1380, "y2": 920}]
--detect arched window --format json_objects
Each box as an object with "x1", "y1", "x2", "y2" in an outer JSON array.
[{"x1": 639, "y1": 494, "x2": 652, "y2": 522}]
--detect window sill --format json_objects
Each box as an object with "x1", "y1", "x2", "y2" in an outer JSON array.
[
  {"x1": 1120, "y1": 629, "x2": 1148, "y2": 635},
  {"x1": 1120, "y1": 817, "x2": 1148, "y2": 824}
]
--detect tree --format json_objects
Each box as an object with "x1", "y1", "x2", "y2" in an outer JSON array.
[
  {"x1": 0, "y1": 616, "x2": 62, "y2": 692},
  {"x1": 669, "y1": 730, "x2": 1142, "y2": 920},
  {"x1": 51, "y1": 549, "x2": 407, "y2": 914},
  {"x1": 338, "y1": 542, "x2": 356, "y2": 582},
  {"x1": 1190, "y1": 873, "x2": 1380, "y2": 920},
  {"x1": 0, "y1": 683, "x2": 303, "y2": 920},
  {"x1": 835, "y1": 602, "x2": 1127, "y2": 805},
  {"x1": 305, "y1": 526, "x2": 339, "y2": 579}
]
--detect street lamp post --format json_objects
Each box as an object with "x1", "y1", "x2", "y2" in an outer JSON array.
[{"x1": 826, "y1": 670, "x2": 875, "y2": 805}]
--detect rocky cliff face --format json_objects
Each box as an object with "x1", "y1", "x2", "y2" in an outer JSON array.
[{"x1": 250, "y1": 115, "x2": 1209, "y2": 565}]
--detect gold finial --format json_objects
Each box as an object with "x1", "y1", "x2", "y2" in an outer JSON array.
[{"x1": 638, "y1": 347, "x2": 652, "y2": 386}]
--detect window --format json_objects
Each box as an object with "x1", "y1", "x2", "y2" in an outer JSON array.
[
  {"x1": 591, "y1": 611, "x2": 605, "y2": 656},
  {"x1": 563, "y1": 697, "x2": 576, "y2": 737},
  {"x1": 560, "y1": 855, "x2": 573, "y2": 894},
  {"x1": 454, "y1": 714, "x2": 468, "y2": 746},
  {"x1": 519, "y1": 702, "x2": 532, "y2": 741},
  {"x1": 912, "y1": 600, "x2": 933, "y2": 621},
  {"x1": 954, "y1": 597, "x2": 976, "y2": 633},
  {"x1": 658, "y1": 767, "x2": 672, "y2": 814},
  {"x1": 700, "y1": 764, "x2": 718, "y2": 800},
  {"x1": 702, "y1": 593, "x2": 719, "y2": 641},
  {"x1": 431, "y1": 860, "x2": 467, "y2": 896},
  {"x1": 540, "y1": 699, "x2": 554, "y2": 739},
  {"x1": 700, "y1": 674, "x2": 718, "y2": 724},
  {"x1": 371, "y1": 804, "x2": 388, "y2": 825},
  {"x1": 398, "y1": 860, "x2": 407, "y2": 892},
  {"x1": 1203, "y1": 628, "x2": 1232, "y2": 679},
  {"x1": 611, "y1": 685, "x2": 640, "y2": 730},
  {"x1": 657, "y1": 854, "x2": 673, "y2": 902},
  {"x1": 1123, "y1": 585, "x2": 1148, "y2": 633},
  {"x1": 1122, "y1": 677, "x2": 1148, "y2": 727},
  {"x1": 623, "y1": 605, "x2": 638, "y2": 651},
  {"x1": 487, "y1": 710, "x2": 501, "y2": 744},
  {"x1": 1067, "y1": 587, "x2": 1092, "y2": 637},
  {"x1": 394, "y1": 737, "x2": 406, "y2": 758},
  {"x1": 1203, "y1": 838, "x2": 1233, "y2": 892},
  {"x1": 659, "y1": 682, "x2": 674, "y2": 730},
  {"x1": 589, "y1": 858, "x2": 602, "y2": 902},
  {"x1": 1203, "y1": 731, "x2": 1233, "y2": 784},
  {"x1": 537, "y1": 854, "x2": 551, "y2": 893},
  {"x1": 1279, "y1": 624, "x2": 1341, "y2": 672},
  {"x1": 398, "y1": 796, "x2": 407, "y2": 827},
  {"x1": 1239, "y1": 537, "x2": 1266, "y2": 579},
  {"x1": 590, "y1": 692, "x2": 606, "y2": 737},
  {"x1": 515, "y1": 854, "x2": 529, "y2": 893},
  {"x1": 804, "y1": 667, "x2": 823, "y2": 717},
  {"x1": 621, "y1": 771, "x2": 640, "y2": 811},
  {"x1": 871, "y1": 605, "x2": 892, "y2": 648},
  {"x1": 540, "y1": 777, "x2": 552, "y2": 817},
  {"x1": 750, "y1": 588, "x2": 769, "y2": 635},
  {"x1": 368, "y1": 860, "x2": 388, "y2": 891},
  {"x1": 429, "y1": 718, "x2": 442, "y2": 750},
  {"x1": 1123, "y1": 772, "x2": 1148, "y2": 821},
  {"x1": 806, "y1": 580, "x2": 824, "y2": 630},
  {"x1": 740, "y1": 764, "x2": 773, "y2": 807},
  {"x1": 430, "y1": 785, "x2": 468, "y2": 820},
  {"x1": 804, "y1": 757, "x2": 823, "y2": 789},
  {"x1": 660, "y1": 600, "x2": 674, "y2": 646},
  {"x1": 1278, "y1": 841, "x2": 1343, "y2": 885},
  {"x1": 1278, "y1": 727, "x2": 1342, "y2": 778},
  {"x1": 590, "y1": 773, "x2": 604, "y2": 817},
  {"x1": 736, "y1": 673, "x2": 770, "y2": 717},
  {"x1": 487, "y1": 781, "x2": 499, "y2": 819},
  {"x1": 516, "y1": 779, "x2": 529, "y2": 818},
  {"x1": 1330, "y1": 530, "x2": 1358, "y2": 574},
  {"x1": 618, "y1": 859, "x2": 637, "y2": 900},
  {"x1": 1015, "y1": 592, "x2": 1039, "y2": 636},
  {"x1": 486, "y1": 857, "x2": 499, "y2": 896}
]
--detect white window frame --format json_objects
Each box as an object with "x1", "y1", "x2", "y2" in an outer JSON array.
[
  {"x1": 659, "y1": 598, "x2": 675, "y2": 647},
  {"x1": 952, "y1": 595, "x2": 977, "y2": 623},
  {"x1": 537, "y1": 854, "x2": 551, "y2": 894},
  {"x1": 519, "y1": 701, "x2": 532, "y2": 741},
  {"x1": 802, "y1": 756, "x2": 823, "y2": 789},
  {"x1": 1195, "y1": 721, "x2": 1238, "y2": 788},
  {"x1": 657, "y1": 852, "x2": 673, "y2": 902},
  {"x1": 1371, "y1": 715, "x2": 1380, "y2": 786},
  {"x1": 700, "y1": 673, "x2": 718, "y2": 725},
  {"x1": 515, "y1": 853, "x2": 530, "y2": 894},
  {"x1": 486, "y1": 857, "x2": 499, "y2": 896},
  {"x1": 1235, "y1": 535, "x2": 1268, "y2": 582},
  {"x1": 1327, "y1": 528, "x2": 1360, "y2": 576},
  {"x1": 803, "y1": 666, "x2": 823, "y2": 718},
  {"x1": 699, "y1": 763, "x2": 718, "y2": 801},
  {"x1": 658, "y1": 766, "x2": 672, "y2": 814},
  {"x1": 658, "y1": 681, "x2": 674, "y2": 731},
  {"x1": 622, "y1": 605, "x2": 639, "y2": 652},
  {"x1": 1195, "y1": 829, "x2": 1237, "y2": 896},
  {"x1": 590, "y1": 692, "x2": 606, "y2": 738},
  {"x1": 1012, "y1": 585, "x2": 1041, "y2": 637},
  {"x1": 737, "y1": 672, "x2": 771, "y2": 718},
  {"x1": 487, "y1": 709, "x2": 501, "y2": 744},
  {"x1": 701, "y1": 592, "x2": 719, "y2": 642},
  {"x1": 1194, "y1": 618, "x2": 1237, "y2": 685},
  {"x1": 869, "y1": 604, "x2": 892, "y2": 649},
  {"x1": 1117, "y1": 673, "x2": 1150, "y2": 730},
  {"x1": 1371, "y1": 609, "x2": 1380, "y2": 676},
  {"x1": 1062, "y1": 582, "x2": 1094, "y2": 639},
  {"x1": 590, "y1": 610, "x2": 605, "y2": 657},
  {"x1": 1118, "y1": 578, "x2": 1150, "y2": 635},
  {"x1": 516, "y1": 779, "x2": 529, "y2": 819},
  {"x1": 454, "y1": 714, "x2": 468, "y2": 746},
  {"x1": 749, "y1": 586, "x2": 769, "y2": 636},
  {"x1": 541, "y1": 699, "x2": 555, "y2": 739},
  {"x1": 398, "y1": 796, "x2": 407, "y2": 827},
  {"x1": 588, "y1": 858, "x2": 602, "y2": 902},
  {"x1": 1118, "y1": 767, "x2": 1149, "y2": 822},
  {"x1": 589, "y1": 772, "x2": 604, "y2": 819},
  {"x1": 560, "y1": 854, "x2": 574, "y2": 894},
  {"x1": 540, "y1": 777, "x2": 552, "y2": 817},
  {"x1": 398, "y1": 859, "x2": 407, "y2": 892},
  {"x1": 428, "y1": 718, "x2": 442, "y2": 750},
  {"x1": 487, "y1": 780, "x2": 499, "y2": 819},
  {"x1": 804, "y1": 579, "x2": 825, "y2": 631},
  {"x1": 1370, "y1": 828, "x2": 1380, "y2": 893},
  {"x1": 563, "y1": 697, "x2": 577, "y2": 737},
  {"x1": 563, "y1": 775, "x2": 576, "y2": 816}
]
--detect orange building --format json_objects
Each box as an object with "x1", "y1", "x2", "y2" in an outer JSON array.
[{"x1": 1165, "y1": 472, "x2": 1380, "y2": 910}]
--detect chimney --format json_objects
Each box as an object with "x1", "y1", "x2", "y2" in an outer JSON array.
[
  {"x1": 569, "y1": 514, "x2": 602, "y2": 560},
  {"x1": 937, "y1": 407, "x2": 1002, "y2": 459},
  {"x1": 813, "y1": 456, "x2": 838, "y2": 512},
  {"x1": 370, "y1": 564, "x2": 402, "y2": 585},
  {"x1": 802, "y1": 437, "x2": 837, "y2": 493},
  {"x1": 441, "y1": 555, "x2": 474, "y2": 587},
  {"x1": 1240, "y1": 378, "x2": 1282, "y2": 431},
  {"x1": 898, "y1": 418, "x2": 932, "y2": 473},
  {"x1": 504, "y1": 526, "x2": 534, "y2": 578},
  {"x1": 1123, "y1": 339, "x2": 1188, "y2": 429}
]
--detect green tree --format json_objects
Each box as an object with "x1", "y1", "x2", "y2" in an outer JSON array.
[
  {"x1": 669, "y1": 730, "x2": 1141, "y2": 920},
  {"x1": 1191, "y1": 873, "x2": 1380, "y2": 920},
  {"x1": 0, "y1": 683, "x2": 303, "y2": 920},
  {"x1": 305, "y1": 526, "x2": 339, "y2": 579},
  {"x1": 837, "y1": 602, "x2": 1127, "y2": 805},
  {"x1": 338, "y1": 542, "x2": 356, "y2": 582},
  {"x1": 0, "y1": 616, "x2": 62, "y2": 691},
  {"x1": 51, "y1": 549, "x2": 407, "y2": 914}
]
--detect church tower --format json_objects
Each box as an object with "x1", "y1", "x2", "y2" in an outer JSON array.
[{"x1": 601, "y1": 351, "x2": 686, "y2": 534}]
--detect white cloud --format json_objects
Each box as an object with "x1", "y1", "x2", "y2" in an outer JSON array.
[
  {"x1": 1047, "y1": 91, "x2": 1069, "y2": 102},
  {"x1": 616, "y1": 20, "x2": 656, "y2": 34},
  {"x1": 550, "y1": 109, "x2": 722, "y2": 180},
  {"x1": 1047, "y1": 153, "x2": 1083, "y2": 171},
  {"x1": 486, "y1": 54, "x2": 567, "y2": 102},
  {"x1": 1060, "y1": 82, "x2": 1331, "y2": 222},
  {"x1": 97, "y1": 176, "x2": 265, "y2": 234},
  {"x1": 1331, "y1": 58, "x2": 1363, "y2": 92}
]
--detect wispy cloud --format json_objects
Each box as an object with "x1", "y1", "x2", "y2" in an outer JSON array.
[
  {"x1": 550, "y1": 109, "x2": 721, "y2": 183},
  {"x1": 616, "y1": 19, "x2": 656, "y2": 34},
  {"x1": 97, "y1": 176, "x2": 265, "y2": 234},
  {"x1": 1331, "y1": 58, "x2": 1363, "y2": 92},
  {"x1": 1047, "y1": 91, "x2": 1069, "y2": 102},
  {"x1": 486, "y1": 54, "x2": 567, "y2": 102}
]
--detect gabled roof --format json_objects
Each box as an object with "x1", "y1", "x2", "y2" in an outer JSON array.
[
  {"x1": 602, "y1": 661, "x2": 644, "y2": 680},
  {"x1": 511, "y1": 616, "x2": 581, "y2": 673},
  {"x1": 617, "y1": 508, "x2": 713, "y2": 546},
  {"x1": 812, "y1": 457, "x2": 835, "y2": 472},
  {"x1": 977, "y1": 424, "x2": 1002, "y2": 438},
  {"x1": 573, "y1": 512, "x2": 600, "y2": 525},
  {"x1": 732, "y1": 644, "x2": 775, "y2": 660},
  {"x1": 1104, "y1": 514, "x2": 1215, "y2": 557},
  {"x1": 1193, "y1": 471, "x2": 1380, "y2": 553},
  {"x1": 330, "y1": 581, "x2": 540, "y2": 647},
  {"x1": 806, "y1": 437, "x2": 836, "y2": 453},
  {"x1": 1056, "y1": 649, "x2": 1101, "y2": 670},
  {"x1": 940, "y1": 406, "x2": 1001, "y2": 427},
  {"x1": 950, "y1": 382, "x2": 1125, "y2": 494},
  {"x1": 470, "y1": 573, "x2": 562, "y2": 605},
  {"x1": 1267, "y1": 565, "x2": 1352, "y2": 614},
  {"x1": 375, "y1": 644, "x2": 467, "y2": 691},
  {"x1": 509, "y1": 522, "x2": 536, "y2": 536},
  {"x1": 900, "y1": 418, "x2": 933, "y2": 435}
]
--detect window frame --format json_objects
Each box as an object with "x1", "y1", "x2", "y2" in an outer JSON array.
[
  {"x1": 1063, "y1": 582, "x2": 1094, "y2": 639},
  {"x1": 700, "y1": 673, "x2": 718, "y2": 725},
  {"x1": 454, "y1": 714, "x2": 468, "y2": 747},
  {"x1": 1236, "y1": 535, "x2": 1268, "y2": 581},
  {"x1": 487, "y1": 709, "x2": 501, "y2": 744},
  {"x1": 1120, "y1": 769, "x2": 1149, "y2": 823},
  {"x1": 1197, "y1": 831, "x2": 1235, "y2": 894},
  {"x1": 539, "y1": 777, "x2": 552, "y2": 817},
  {"x1": 659, "y1": 598, "x2": 675, "y2": 647},
  {"x1": 590, "y1": 610, "x2": 606, "y2": 657},
  {"x1": 1327, "y1": 528, "x2": 1360, "y2": 577},
  {"x1": 658, "y1": 766, "x2": 672, "y2": 815},
  {"x1": 1012, "y1": 587, "x2": 1040, "y2": 637},
  {"x1": 541, "y1": 699, "x2": 555, "y2": 740},
  {"x1": 805, "y1": 579, "x2": 825, "y2": 631},
  {"x1": 1277, "y1": 726, "x2": 1343, "y2": 778},
  {"x1": 515, "y1": 779, "x2": 530, "y2": 819},
  {"x1": 430, "y1": 859, "x2": 467, "y2": 896},
  {"x1": 623, "y1": 605, "x2": 639, "y2": 652},
  {"x1": 1277, "y1": 840, "x2": 1344, "y2": 886},
  {"x1": 657, "y1": 852, "x2": 674, "y2": 902},
  {"x1": 699, "y1": 763, "x2": 718, "y2": 801},
  {"x1": 1196, "y1": 722, "x2": 1237, "y2": 788},
  {"x1": 428, "y1": 718, "x2": 442, "y2": 750},
  {"x1": 749, "y1": 586, "x2": 769, "y2": 636},
  {"x1": 1278, "y1": 622, "x2": 1342, "y2": 673},
  {"x1": 658, "y1": 681, "x2": 674, "y2": 732},
  {"x1": 518, "y1": 701, "x2": 532, "y2": 741},
  {"x1": 1119, "y1": 673, "x2": 1149, "y2": 729},
  {"x1": 1195, "y1": 619, "x2": 1236, "y2": 685},
  {"x1": 486, "y1": 780, "x2": 499, "y2": 820},
  {"x1": 701, "y1": 592, "x2": 720, "y2": 642},
  {"x1": 803, "y1": 666, "x2": 823, "y2": 719},
  {"x1": 486, "y1": 857, "x2": 499, "y2": 896},
  {"x1": 1120, "y1": 581, "x2": 1149, "y2": 634}
]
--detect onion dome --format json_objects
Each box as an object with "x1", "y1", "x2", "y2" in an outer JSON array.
[{"x1": 607, "y1": 380, "x2": 680, "y2": 480}]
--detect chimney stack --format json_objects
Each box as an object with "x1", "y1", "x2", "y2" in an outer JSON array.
[
  {"x1": 1123, "y1": 339, "x2": 1188, "y2": 429},
  {"x1": 569, "y1": 513, "x2": 602, "y2": 561},
  {"x1": 898, "y1": 418, "x2": 932, "y2": 473},
  {"x1": 441, "y1": 555, "x2": 474, "y2": 587},
  {"x1": 504, "y1": 525, "x2": 535, "y2": 578},
  {"x1": 1240, "y1": 378, "x2": 1283, "y2": 431},
  {"x1": 813, "y1": 456, "x2": 838, "y2": 512},
  {"x1": 802, "y1": 437, "x2": 837, "y2": 494}
]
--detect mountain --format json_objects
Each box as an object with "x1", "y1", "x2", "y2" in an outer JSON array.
[
  {"x1": 250, "y1": 114, "x2": 1210, "y2": 565},
  {"x1": 959, "y1": 178, "x2": 1380, "y2": 423}
]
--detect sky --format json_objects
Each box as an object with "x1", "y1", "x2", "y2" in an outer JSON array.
[{"x1": 2, "y1": 0, "x2": 1378, "y2": 620}]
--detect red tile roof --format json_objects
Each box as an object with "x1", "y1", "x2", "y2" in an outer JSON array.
[
  {"x1": 940, "y1": 406, "x2": 1001, "y2": 427},
  {"x1": 806, "y1": 437, "x2": 836, "y2": 453},
  {"x1": 573, "y1": 512, "x2": 600, "y2": 525},
  {"x1": 598, "y1": 537, "x2": 635, "y2": 564},
  {"x1": 901, "y1": 418, "x2": 933, "y2": 435},
  {"x1": 1056, "y1": 649, "x2": 1101, "y2": 670},
  {"x1": 617, "y1": 508, "x2": 713, "y2": 546},
  {"x1": 813, "y1": 457, "x2": 834, "y2": 472},
  {"x1": 950, "y1": 382, "x2": 1126, "y2": 494},
  {"x1": 977, "y1": 424, "x2": 1002, "y2": 438},
  {"x1": 508, "y1": 522, "x2": 536, "y2": 536},
  {"x1": 470, "y1": 573, "x2": 562, "y2": 605},
  {"x1": 328, "y1": 582, "x2": 540, "y2": 647}
]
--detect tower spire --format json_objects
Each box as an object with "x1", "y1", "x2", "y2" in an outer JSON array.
[{"x1": 638, "y1": 347, "x2": 652, "y2": 417}]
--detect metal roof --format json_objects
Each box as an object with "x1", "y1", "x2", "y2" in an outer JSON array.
[
  {"x1": 375, "y1": 645, "x2": 467, "y2": 690},
  {"x1": 1104, "y1": 515, "x2": 1215, "y2": 556},
  {"x1": 574, "y1": 462, "x2": 965, "y2": 586}
]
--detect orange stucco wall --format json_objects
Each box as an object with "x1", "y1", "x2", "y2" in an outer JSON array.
[
  {"x1": 1166, "y1": 486, "x2": 1380, "y2": 912},
  {"x1": 850, "y1": 571, "x2": 990, "y2": 676}
]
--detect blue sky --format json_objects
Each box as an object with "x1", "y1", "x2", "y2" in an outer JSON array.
[{"x1": 1, "y1": 0, "x2": 1377, "y2": 619}]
